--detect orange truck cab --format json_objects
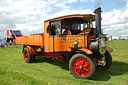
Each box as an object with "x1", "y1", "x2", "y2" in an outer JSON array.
[{"x1": 16, "y1": 7, "x2": 113, "y2": 79}]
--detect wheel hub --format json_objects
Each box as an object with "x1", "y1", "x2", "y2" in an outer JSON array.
[
  {"x1": 79, "y1": 66, "x2": 82, "y2": 69},
  {"x1": 73, "y1": 58, "x2": 90, "y2": 76}
]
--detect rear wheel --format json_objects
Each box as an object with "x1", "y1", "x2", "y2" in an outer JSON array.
[
  {"x1": 23, "y1": 47, "x2": 35, "y2": 63},
  {"x1": 69, "y1": 53, "x2": 96, "y2": 79}
]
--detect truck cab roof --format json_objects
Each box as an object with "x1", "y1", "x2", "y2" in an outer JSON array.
[{"x1": 45, "y1": 14, "x2": 95, "y2": 22}]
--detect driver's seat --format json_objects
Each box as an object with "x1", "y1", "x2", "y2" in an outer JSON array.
[{"x1": 63, "y1": 29, "x2": 72, "y2": 35}]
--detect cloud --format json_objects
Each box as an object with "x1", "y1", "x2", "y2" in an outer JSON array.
[
  {"x1": 80, "y1": 0, "x2": 88, "y2": 2},
  {"x1": 0, "y1": 0, "x2": 91, "y2": 39},
  {"x1": 102, "y1": 9, "x2": 122, "y2": 25},
  {"x1": 0, "y1": 0, "x2": 51, "y2": 38},
  {"x1": 125, "y1": 1, "x2": 128, "y2": 7},
  {"x1": 0, "y1": 0, "x2": 128, "y2": 39},
  {"x1": 55, "y1": 3, "x2": 70, "y2": 9},
  {"x1": 65, "y1": 0, "x2": 77, "y2": 3},
  {"x1": 102, "y1": 1, "x2": 128, "y2": 35},
  {"x1": 47, "y1": 9, "x2": 92, "y2": 20},
  {"x1": 47, "y1": 0, "x2": 58, "y2": 4}
]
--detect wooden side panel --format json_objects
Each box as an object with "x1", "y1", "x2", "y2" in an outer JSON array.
[
  {"x1": 21, "y1": 37, "x2": 26, "y2": 44},
  {"x1": 44, "y1": 21, "x2": 50, "y2": 52},
  {"x1": 49, "y1": 37, "x2": 53, "y2": 52},
  {"x1": 16, "y1": 37, "x2": 21, "y2": 44},
  {"x1": 27, "y1": 36, "x2": 33, "y2": 45},
  {"x1": 16, "y1": 35, "x2": 44, "y2": 46},
  {"x1": 50, "y1": 36, "x2": 87, "y2": 52},
  {"x1": 33, "y1": 35, "x2": 44, "y2": 46}
]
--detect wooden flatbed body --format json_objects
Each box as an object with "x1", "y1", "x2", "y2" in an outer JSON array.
[{"x1": 16, "y1": 34, "x2": 44, "y2": 46}]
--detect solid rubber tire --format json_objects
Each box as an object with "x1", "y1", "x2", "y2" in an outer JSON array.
[
  {"x1": 23, "y1": 47, "x2": 35, "y2": 63},
  {"x1": 69, "y1": 53, "x2": 96, "y2": 79}
]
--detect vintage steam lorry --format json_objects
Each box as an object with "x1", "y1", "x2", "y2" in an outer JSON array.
[{"x1": 16, "y1": 8, "x2": 113, "y2": 79}]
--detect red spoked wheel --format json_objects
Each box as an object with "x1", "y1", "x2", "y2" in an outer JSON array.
[
  {"x1": 69, "y1": 53, "x2": 96, "y2": 79},
  {"x1": 23, "y1": 47, "x2": 35, "y2": 63},
  {"x1": 24, "y1": 50, "x2": 29, "y2": 61},
  {"x1": 73, "y1": 58, "x2": 90, "y2": 76}
]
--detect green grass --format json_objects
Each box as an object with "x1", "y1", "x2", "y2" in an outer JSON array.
[{"x1": 0, "y1": 40, "x2": 128, "y2": 85}]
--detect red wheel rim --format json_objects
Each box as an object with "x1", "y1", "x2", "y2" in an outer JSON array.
[
  {"x1": 73, "y1": 58, "x2": 90, "y2": 76},
  {"x1": 24, "y1": 50, "x2": 28, "y2": 61}
]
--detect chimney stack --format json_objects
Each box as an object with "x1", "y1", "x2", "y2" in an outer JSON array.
[{"x1": 94, "y1": 7, "x2": 102, "y2": 37}]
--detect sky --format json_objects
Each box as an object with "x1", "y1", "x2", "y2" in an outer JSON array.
[{"x1": 0, "y1": 0, "x2": 128, "y2": 39}]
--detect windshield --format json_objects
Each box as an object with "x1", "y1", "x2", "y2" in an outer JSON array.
[
  {"x1": 48, "y1": 17, "x2": 95, "y2": 35},
  {"x1": 62, "y1": 18, "x2": 94, "y2": 35}
]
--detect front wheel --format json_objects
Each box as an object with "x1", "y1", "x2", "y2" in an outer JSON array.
[
  {"x1": 99, "y1": 51, "x2": 112, "y2": 70},
  {"x1": 23, "y1": 47, "x2": 35, "y2": 63},
  {"x1": 69, "y1": 53, "x2": 96, "y2": 79}
]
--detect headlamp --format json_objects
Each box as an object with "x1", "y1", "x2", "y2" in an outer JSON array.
[
  {"x1": 99, "y1": 39, "x2": 106, "y2": 55},
  {"x1": 89, "y1": 38, "x2": 107, "y2": 56}
]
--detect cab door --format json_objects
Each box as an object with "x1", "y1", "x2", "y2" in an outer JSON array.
[
  {"x1": 48, "y1": 20, "x2": 61, "y2": 52},
  {"x1": 48, "y1": 20, "x2": 86, "y2": 52}
]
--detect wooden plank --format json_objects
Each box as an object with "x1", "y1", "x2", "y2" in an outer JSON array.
[{"x1": 16, "y1": 35, "x2": 44, "y2": 46}]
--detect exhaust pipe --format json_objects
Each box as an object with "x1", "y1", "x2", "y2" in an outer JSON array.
[{"x1": 94, "y1": 7, "x2": 102, "y2": 37}]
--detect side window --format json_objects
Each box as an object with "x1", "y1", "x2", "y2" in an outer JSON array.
[
  {"x1": 87, "y1": 19, "x2": 93, "y2": 28},
  {"x1": 47, "y1": 21, "x2": 61, "y2": 35},
  {"x1": 72, "y1": 23, "x2": 83, "y2": 31},
  {"x1": 47, "y1": 22, "x2": 56, "y2": 35},
  {"x1": 55, "y1": 20, "x2": 61, "y2": 35},
  {"x1": 81, "y1": 24, "x2": 84, "y2": 30}
]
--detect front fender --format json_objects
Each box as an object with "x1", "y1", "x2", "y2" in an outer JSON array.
[
  {"x1": 79, "y1": 48, "x2": 93, "y2": 54},
  {"x1": 107, "y1": 46, "x2": 113, "y2": 52},
  {"x1": 65, "y1": 48, "x2": 93, "y2": 64}
]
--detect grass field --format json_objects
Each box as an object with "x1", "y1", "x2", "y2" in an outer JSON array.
[{"x1": 0, "y1": 40, "x2": 128, "y2": 85}]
